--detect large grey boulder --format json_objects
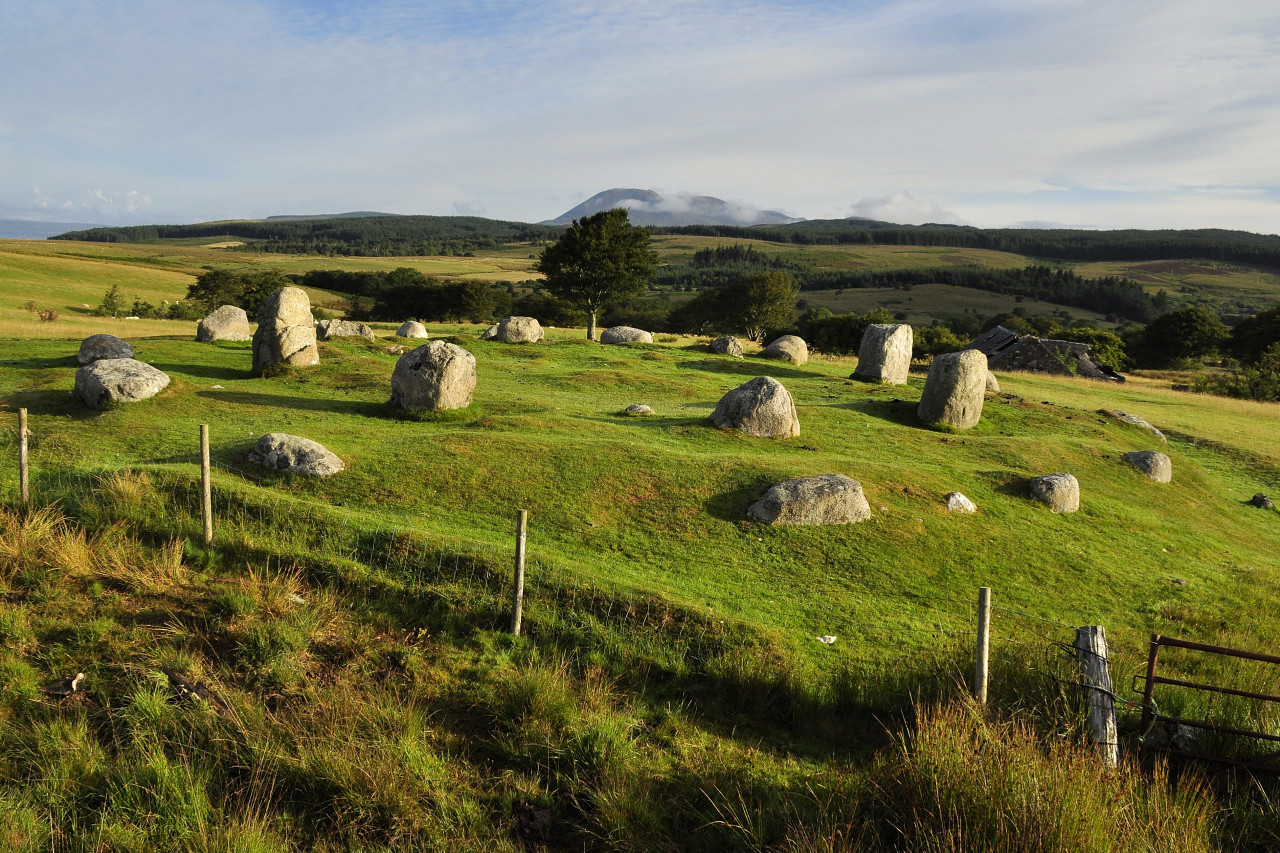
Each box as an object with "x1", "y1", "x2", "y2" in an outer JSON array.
[
  {"x1": 1125, "y1": 451, "x2": 1172, "y2": 483},
  {"x1": 761, "y1": 335, "x2": 809, "y2": 365},
  {"x1": 248, "y1": 433, "x2": 343, "y2": 477},
  {"x1": 917, "y1": 350, "x2": 987, "y2": 430},
  {"x1": 1103, "y1": 409, "x2": 1166, "y2": 443},
  {"x1": 317, "y1": 319, "x2": 376, "y2": 341},
  {"x1": 78, "y1": 334, "x2": 133, "y2": 365},
  {"x1": 397, "y1": 321, "x2": 429, "y2": 339},
  {"x1": 75, "y1": 358, "x2": 170, "y2": 408},
  {"x1": 600, "y1": 326, "x2": 652, "y2": 344},
  {"x1": 853, "y1": 324, "x2": 912, "y2": 385},
  {"x1": 196, "y1": 305, "x2": 251, "y2": 343},
  {"x1": 748, "y1": 474, "x2": 871, "y2": 526},
  {"x1": 390, "y1": 341, "x2": 477, "y2": 411},
  {"x1": 493, "y1": 316, "x2": 544, "y2": 343},
  {"x1": 480, "y1": 324, "x2": 499, "y2": 340},
  {"x1": 945, "y1": 492, "x2": 977, "y2": 513},
  {"x1": 1030, "y1": 473, "x2": 1080, "y2": 513},
  {"x1": 711, "y1": 335, "x2": 744, "y2": 358},
  {"x1": 711, "y1": 376, "x2": 800, "y2": 438},
  {"x1": 252, "y1": 287, "x2": 318, "y2": 372}
]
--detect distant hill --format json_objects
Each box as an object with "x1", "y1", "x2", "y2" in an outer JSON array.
[
  {"x1": 264, "y1": 211, "x2": 397, "y2": 221},
  {"x1": 542, "y1": 188, "x2": 803, "y2": 227},
  {"x1": 0, "y1": 219, "x2": 103, "y2": 240}
]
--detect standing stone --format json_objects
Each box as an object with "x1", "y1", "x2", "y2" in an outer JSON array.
[
  {"x1": 196, "y1": 305, "x2": 251, "y2": 343},
  {"x1": 600, "y1": 326, "x2": 653, "y2": 344},
  {"x1": 317, "y1": 319, "x2": 376, "y2": 341},
  {"x1": 1124, "y1": 451, "x2": 1172, "y2": 483},
  {"x1": 711, "y1": 376, "x2": 800, "y2": 438},
  {"x1": 762, "y1": 335, "x2": 809, "y2": 365},
  {"x1": 480, "y1": 324, "x2": 499, "y2": 340},
  {"x1": 944, "y1": 492, "x2": 977, "y2": 513},
  {"x1": 390, "y1": 341, "x2": 477, "y2": 411},
  {"x1": 493, "y1": 316, "x2": 544, "y2": 343},
  {"x1": 248, "y1": 433, "x2": 343, "y2": 477},
  {"x1": 748, "y1": 474, "x2": 871, "y2": 525},
  {"x1": 252, "y1": 287, "x2": 318, "y2": 372},
  {"x1": 917, "y1": 350, "x2": 987, "y2": 429},
  {"x1": 397, "y1": 321, "x2": 429, "y2": 339},
  {"x1": 1030, "y1": 473, "x2": 1080, "y2": 513},
  {"x1": 986, "y1": 372, "x2": 1000, "y2": 393},
  {"x1": 77, "y1": 334, "x2": 133, "y2": 365},
  {"x1": 711, "y1": 335, "x2": 744, "y2": 358},
  {"x1": 853, "y1": 324, "x2": 912, "y2": 385},
  {"x1": 75, "y1": 358, "x2": 170, "y2": 408}
]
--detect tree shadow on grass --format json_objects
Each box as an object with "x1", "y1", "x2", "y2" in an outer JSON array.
[
  {"x1": 0, "y1": 355, "x2": 79, "y2": 370},
  {"x1": 827, "y1": 397, "x2": 921, "y2": 428},
  {"x1": 196, "y1": 389, "x2": 385, "y2": 417},
  {"x1": 676, "y1": 359, "x2": 815, "y2": 381}
]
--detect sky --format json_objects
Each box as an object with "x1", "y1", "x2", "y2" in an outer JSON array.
[{"x1": 2, "y1": 0, "x2": 1279, "y2": 232}]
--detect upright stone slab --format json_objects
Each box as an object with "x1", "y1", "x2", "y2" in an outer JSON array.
[
  {"x1": 390, "y1": 341, "x2": 477, "y2": 411},
  {"x1": 75, "y1": 358, "x2": 170, "y2": 408},
  {"x1": 854, "y1": 324, "x2": 912, "y2": 385},
  {"x1": 78, "y1": 334, "x2": 133, "y2": 365},
  {"x1": 711, "y1": 376, "x2": 800, "y2": 438},
  {"x1": 196, "y1": 305, "x2": 251, "y2": 342},
  {"x1": 494, "y1": 316, "x2": 544, "y2": 343},
  {"x1": 917, "y1": 350, "x2": 987, "y2": 430},
  {"x1": 748, "y1": 474, "x2": 870, "y2": 525},
  {"x1": 600, "y1": 326, "x2": 652, "y2": 344},
  {"x1": 252, "y1": 287, "x2": 318, "y2": 372},
  {"x1": 762, "y1": 335, "x2": 808, "y2": 365},
  {"x1": 986, "y1": 372, "x2": 1000, "y2": 393}
]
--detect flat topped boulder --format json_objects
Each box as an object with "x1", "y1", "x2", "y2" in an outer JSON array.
[
  {"x1": 196, "y1": 305, "x2": 251, "y2": 343},
  {"x1": 1030, "y1": 473, "x2": 1079, "y2": 513},
  {"x1": 1125, "y1": 451, "x2": 1172, "y2": 483},
  {"x1": 252, "y1": 287, "x2": 318, "y2": 372},
  {"x1": 78, "y1": 334, "x2": 133, "y2": 365},
  {"x1": 75, "y1": 358, "x2": 169, "y2": 408},
  {"x1": 391, "y1": 341, "x2": 477, "y2": 411},
  {"x1": 248, "y1": 433, "x2": 343, "y2": 477},
  {"x1": 317, "y1": 319, "x2": 376, "y2": 341},
  {"x1": 854, "y1": 324, "x2": 912, "y2": 385},
  {"x1": 397, "y1": 321, "x2": 429, "y2": 339},
  {"x1": 711, "y1": 335, "x2": 744, "y2": 358},
  {"x1": 748, "y1": 474, "x2": 871, "y2": 526},
  {"x1": 761, "y1": 335, "x2": 808, "y2": 365},
  {"x1": 917, "y1": 349, "x2": 987, "y2": 430},
  {"x1": 711, "y1": 376, "x2": 799, "y2": 438},
  {"x1": 493, "y1": 316, "x2": 544, "y2": 343},
  {"x1": 600, "y1": 326, "x2": 653, "y2": 344}
]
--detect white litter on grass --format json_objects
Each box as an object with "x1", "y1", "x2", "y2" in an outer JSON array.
[
  {"x1": 817, "y1": 635, "x2": 837, "y2": 645},
  {"x1": 211, "y1": 384, "x2": 223, "y2": 389}
]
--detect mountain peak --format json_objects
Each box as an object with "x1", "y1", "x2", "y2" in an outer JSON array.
[{"x1": 542, "y1": 189, "x2": 802, "y2": 227}]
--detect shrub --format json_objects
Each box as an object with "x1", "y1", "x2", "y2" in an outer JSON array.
[{"x1": 37, "y1": 309, "x2": 58, "y2": 323}]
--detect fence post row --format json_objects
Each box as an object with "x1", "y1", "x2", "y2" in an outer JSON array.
[
  {"x1": 974, "y1": 586, "x2": 991, "y2": 709},
  {"x1": 1075, "y1": 625, "x2": 1119, "y2": 769},
  {"x1": 510, "y1": 509, "x2": 528, "y2": 635},
  {"x1": 200, "y1": 424, "x2": 213, "y2": 546},
  {"x1": 18, "y1": 408, "x2": 30, "y2": 505}
]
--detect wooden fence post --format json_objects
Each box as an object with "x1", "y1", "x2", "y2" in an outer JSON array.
[
  {"x1": 200, "y1": 424, "x2": 213, "y2": 546},
  {"x1": 18, "y1": 408, "x2": 29, "y2": 505},
  {"x1": 975, "y1": 586, "x2": 991, "y2": 708},
  {"x1": 1075, "y1": 625, "x2": 1118, "y2": 769},
  {"x1": 510, "y1": 509, "x2": 528, "y2": 635}
]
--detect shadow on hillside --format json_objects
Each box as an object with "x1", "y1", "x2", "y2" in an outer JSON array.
[
  {"x1": 0, "y1": 355, "x2": 78, "y2": 370},
  {"x1": 149, "y1": 362, "x2": 251, "y2": 381},
  {"x1": 572, "y1": 413, "x2": 710, "y2": 430},
  {"x1": 703, "y1": 476, "x2": 776, "y2": 521},
  {"x1": 974, "y1": 469, "x2": 1029, "y2": 498},
  {"x1": 195, "y1": 389, "x2": 381, "y2": 417},
  {"x1": 828, "y1": 397, "x2": 921, "y2": 428},
  {"x1": 676, "y1": 359, "x2": 815, "y2": 381},
  {"x1": 3, "y1": 388, "x2": 104, "y2": 421}
]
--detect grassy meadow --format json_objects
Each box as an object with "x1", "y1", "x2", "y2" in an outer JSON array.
[{"x1": 2, "y1": 238, "x2": 1280, "y2": 849}]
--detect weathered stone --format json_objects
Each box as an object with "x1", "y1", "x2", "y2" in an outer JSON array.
[
  {"x1": 944, "y1": 492, "x2": 977, "y2": 513},
  {"x1": 317, "y1": 319, "x2": 376, "y2": 341},
  {"x1": 75, "y1": 358, "x2": 169, "y2": 408},
  {"x1": 853, "y1": 324, "x2": 912, "y2": 384},
  {"x1": 748, "y1": 474, "x2": 870, "y2": 525},
  {"x1": 480, "y1": 324, "x2": 499, "y2": 340},
  {"x1": 397, "y1": 321, "x2": 429, "y2": 339},
  {"x1": 711, "y1": 335, "x2": 744, "y2": 358},
  {"x1": 493, "y1": 316, "x2": 544, "y2": 343},
  {"x1": 624, "y1": 404, "x2": 654, "y2": 416},
  {"x1": 986, "y1": 372, "x2": 1000, "y2": 393},
  {"x1": 600, "y1": 326, "x2": 653, "y2": 344},
  {"x1": 252, "y1": 287, "x2": 318, "y2": 372},
  {"x1": 1030, "y1": 473, "x2": 1080, "y2": 513},
  {"x1": 77, "y1": 334, "x2": 133, "y2": 365},
  {"x1": 1251, "y1": 493, "x2": 1275, "y2": 510},
  {"x1": 917, "y1": 350, "x2": 987, "y2": 429},
  {"x1": 391, "y1": 341, "x2": 476, "y2": 411},
  {"x1": 248, "y1": 433, "x2": 343, "y2": 477},
  {"x1": 711, "y1": 376, "x2": 800, "y2": 438},
  {"x1": 1101, "y1": 409, "x2": 1166, "y2": 443},
  {"x1": 1125, "y1": 451, "x2": 1172, "y2": 483},
  {"x1": 196, "y1": 306, "x2": 252, "y2": 343},
  {"x1": 761, "y1": 335, "x2": 809, "y2": 365}
]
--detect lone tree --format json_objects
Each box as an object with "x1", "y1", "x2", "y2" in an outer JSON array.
[{"x1": 535, "y1": 208, "x2": 657, "y2": 340}]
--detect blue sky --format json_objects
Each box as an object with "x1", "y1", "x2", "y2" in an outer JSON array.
[{"x1": 2, "y1": 0, "x2": 1278, "y2": 232}]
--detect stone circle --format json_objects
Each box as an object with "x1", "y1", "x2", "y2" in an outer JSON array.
[
  {"x1": 711, "y1": 376, "x2": 800, "y2": 438},
  {"x1": 748, "y1": 474, "x2": 871, "y2": 525},
  {"x1": 853, "y1": 324, "x2": 912, "y2": 385},
  {"x1": 196, "y1": 306, "x2": 252, "y2": 343},
  {"x1": 390, "y1": 341, "x2": 477, "y2": 411},
  {"x1": 917, "y1": 350, "x2": 987, "y2": 430},
  {"x1": 75, "y1": 358, "x2": 170, "y2": 408},
  {"x1": 1124, "y1": 451, "x2": 1172, "y2": 483},
  {"x1": 248, "y1": 433, "x2": 343, "y2": 477},
  {"x1": 78, "y1": 334, "x2": 133, "y2": 365},
  {"x1": 252, "y1": 287, "x2": 318, "y2": 372},
  {"x1": 600, "y1": 326, "x2": 653, "y2": 344},
  {"x1": 711, "y1": 335, "x2": 744, "y2": 358},
  {"x1": 761, "y1": 335, "x2": 809, "y2": 365},
  {"x1": 1030, "y1": 473, "x2": 1080, "y2": 513}
]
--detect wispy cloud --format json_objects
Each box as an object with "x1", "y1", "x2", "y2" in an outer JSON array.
[{"x1": 850, "y1": 192, "x2": 966, "y2": 226}]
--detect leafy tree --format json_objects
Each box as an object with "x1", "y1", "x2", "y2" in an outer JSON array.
[
  {"x1": 1228, "y1": 303, "x2": 1280, "y2": 364},
  {"x1": 187, "y1": 269, "x2": 290, "y2": 315},
  {"x1": 798, "y1": 307, "x2": 892, "y2": 355},
  {"x1": 913, "y1": 323, "x2": 965, "y2": 359},
  {"x1": 1133, "y1": 305, "x2": 1228, "y2": 367},
  {"x1": 93, "y1": 285, "x2": 123, "y2": 317},
  {"x1": 734, "y1": 272, "x2": 799, "y2": 342},
  {"x1": 535, "y1": 209, "x2": 658, "y2": 340}
]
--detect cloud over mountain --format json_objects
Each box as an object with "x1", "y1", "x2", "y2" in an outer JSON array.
[
  {"x1": 849, "y1": 191, "x2": 966, "y2": 226},
  {"x1": 543, "y1": 189, "x2": 802, "y2": 227}
]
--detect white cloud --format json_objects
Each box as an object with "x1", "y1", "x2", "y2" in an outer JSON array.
[
  {"x1": 452, "y1": 200, "x2": 486, "y2": 216},
  {"x1": 59, "y1": 190, "x2": 152, "y2": 217},
  {"x1": 850, "y1": 192, "x2": 967, "y2": 226}
]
